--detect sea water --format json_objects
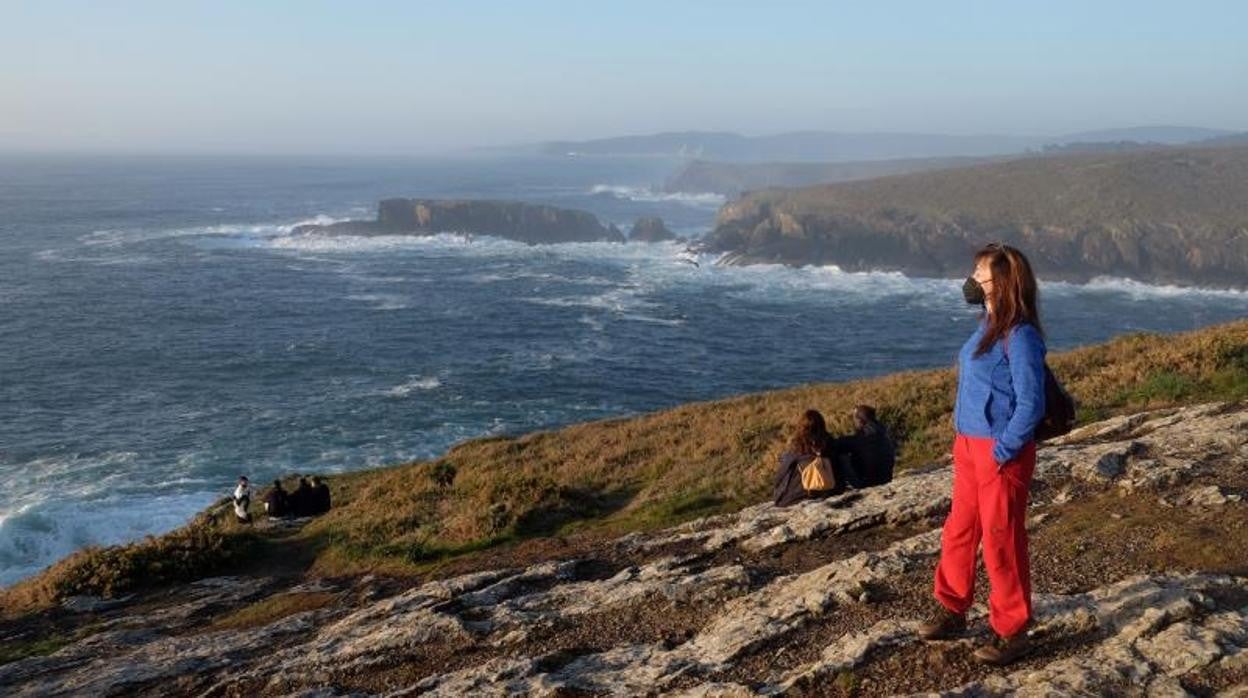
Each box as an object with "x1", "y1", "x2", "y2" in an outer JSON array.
[{"x1": 1, "y1": 153, "x2": 1245, "y2": 586}]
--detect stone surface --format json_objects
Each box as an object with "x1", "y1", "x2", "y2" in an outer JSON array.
[
  {"x1": 628, "y1": 216, "x2": 678, "y2": 242},
  {"x1": 3, "y1": 402, "x2": 1245, "y2": 697}
]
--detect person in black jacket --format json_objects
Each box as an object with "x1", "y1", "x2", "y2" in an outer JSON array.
[
  {"x1": 263, "y1": 479, "x2": 290, "y2": 518},
  {"x1": 288, "y1": 476, "x2": 313, "y2": 517},
  {"x1": 773, "y1": 409, "x2": 839, "y2": 507},
  {"x1": 830, "y1": 405, "x2": 896, "y2": 488},
  {"x1": 310, "y1": 476, "x2": 331, "y2": 515}
]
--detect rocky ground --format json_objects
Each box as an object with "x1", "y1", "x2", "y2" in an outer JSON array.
[{"x1": 2, "y1": 402, "x2": 1245, "y2": 697}]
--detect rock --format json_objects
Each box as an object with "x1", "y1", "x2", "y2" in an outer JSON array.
[
  {"x1": 628, "y1": 216, "x2": 678, "y2": 242},
  {"x1": 6, "y1": 402, "x2": 1248, "y2": 697},
  {"x1": 60, "y1": 595, "x2": 133, "y2": 614},
  {"x1": 292, "y1": 199, "x2": 624, "y2": 245},
  {"x1": 1179, "y1": 484, "x2": 1241, "y2": 507},
  {"x1": 701, "y1": 147, "x2": 1248, "y2": 289}
]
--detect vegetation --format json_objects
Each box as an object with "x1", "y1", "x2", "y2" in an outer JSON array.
[
  {"x1": 207, "y1": 591, "x2": 339, "y2": 631},
  {"x1": 663, "y1": 156, "x2": 998, "y2": 196},
  {"x1": 3, "y1": 320, "x2": 1246, "y2": 611},
  {"x1": 706, "y1": 145, "x2": 1248, "y2": 288}
]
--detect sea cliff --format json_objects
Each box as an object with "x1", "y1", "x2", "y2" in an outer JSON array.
[
  {"x1": 702, "y1": 145, "x2": 1248, "y2": 289},
  {"x1": 1, "y1": 322, "x2": 1245, "y2": 696},
  {"x1": 293, "y1": 199, "x2": 627, "y2": 245}
]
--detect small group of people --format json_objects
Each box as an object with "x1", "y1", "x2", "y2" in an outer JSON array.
[
  {"x1": 772, "y1": 404, "x2": 895, "y2": 506},
  {"x1": 231, "y1": 474, "x2": 331, "y2": 522}
]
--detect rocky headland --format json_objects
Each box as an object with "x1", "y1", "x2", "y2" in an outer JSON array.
[
  {"x1": 0, "y1": 401, "x2": 1245, "y2": 696},
  {"x1": 1, "y1": 320, "x2": 1246, "y2": 696},
  {"x1": 662, "y1": 156, "x2": 1001, "y2": 197},
  {"x1": 292, "y1": 199, "x2": 632, "y2": 245},
  {"x1": 701, "y1": 145, "x2": 1248, "y2": 289}
]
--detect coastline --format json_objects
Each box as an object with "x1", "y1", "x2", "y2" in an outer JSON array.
[{"x1": 5, "y1": 317, "x2": 1245, "y2": 607}]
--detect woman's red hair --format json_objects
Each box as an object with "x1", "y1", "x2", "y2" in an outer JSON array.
[{"x1": 975, "y1": 243, "x2": 1043, "y2": 355}]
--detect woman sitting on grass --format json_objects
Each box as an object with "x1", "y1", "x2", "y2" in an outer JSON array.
[{"x1": 772, "y1": 409, "x2": 839, "y2": 507}]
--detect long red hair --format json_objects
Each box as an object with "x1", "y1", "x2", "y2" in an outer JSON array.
[
  {"x1": 975, "y1": 243, "x2": 1043, "y2": 356},
  {"x1": 787, "y1": 409, "x2": 830, "y2": 455}
]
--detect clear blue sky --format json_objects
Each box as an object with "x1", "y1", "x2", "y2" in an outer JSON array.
[{"x1": 2, "y1": 1, "x2": 1244, "y2": 154}]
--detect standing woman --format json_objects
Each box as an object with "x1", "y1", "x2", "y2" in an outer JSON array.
[{"x1": 919, "y1": 243, "x2": 1047, "y2": 665}]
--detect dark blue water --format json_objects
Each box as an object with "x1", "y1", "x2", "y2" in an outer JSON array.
[{"x1": 2, "y1": 153, "x2": 1245, "y2": 585}]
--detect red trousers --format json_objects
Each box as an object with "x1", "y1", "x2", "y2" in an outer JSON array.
[{"x1": 933, "y1": 434, "x2": 1035, "y2": 637}]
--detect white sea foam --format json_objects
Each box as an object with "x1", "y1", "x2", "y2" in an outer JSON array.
[
  {"x1": 345, "y1": 292, "x2": 410, "y2": 311},
  {"x1": 1049, "y1": 275, "x2": 1248, "y2": 300},
  {"x1": 382, "y1": 376, "x2": 443, "y2": 397},
  {"x1": 590, "y1": 184, "x2": 726, "y2": 208},
  {"x1": 0, "y1": 488, "x2": 216, "y2": 587},
  {"x1": 79, "y1": 214, "x2": 355, "y2": 249}
]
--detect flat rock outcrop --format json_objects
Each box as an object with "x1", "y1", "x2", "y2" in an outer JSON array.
[
  {"x1": 2, "y1": 402, "x2": 1245, "y2": 696},
  {"x1": 293, "y1": 199, "x2": 627, "y2": 245}
]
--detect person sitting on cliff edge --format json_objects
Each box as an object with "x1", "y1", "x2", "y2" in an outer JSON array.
[
  {"x1": 309, "y1": 476, "x2": 331, "y2": 515},
  {"x1": 289, "y1": 476, "x2": 314, "y2": 517},
  {"x1": 773, "y1": 409, "x2": 839, "y2": 507},
  {"x1": 264, "y1": 479, "x2": 290, "y2": 518},
  {"x1": 828, "y1": 405, "x2": 896, "y2": 489}
]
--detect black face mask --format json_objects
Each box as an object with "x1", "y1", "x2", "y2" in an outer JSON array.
[{"x1": 962, "y1": 276, "x2": 985, "y2": 305}]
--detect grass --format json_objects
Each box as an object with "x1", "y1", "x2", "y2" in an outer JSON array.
[
  {"x1": 0, "y1": 635, "x2": 72, "y2": 664},
  {"x1": 1035, "y1": 487, "x2": 1248, "y2": 579},
  {"x1": 707, "y1": 144, "x2": 1248, "y2": 287},
  {"x1": 207, "y1": 591, "x2": 339, "y2": 632},
  {"x1": 3, "y1": 319, "x2": 1246, "y2": 612}
]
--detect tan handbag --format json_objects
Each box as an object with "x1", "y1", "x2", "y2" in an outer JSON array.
[{"x1": 800, "y1": 455, "x2": 836, "y2": 492}]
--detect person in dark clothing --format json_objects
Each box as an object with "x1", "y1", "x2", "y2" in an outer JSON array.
[
  {"x1": 263, "y1": 479, "x2": 290, "y2": 518},
  {"x1": 830, "y1": 405, "x2": 896, "y2": 488},
  {"x1": 310, "y1": 476, "x2": 332, "y2": 515},
  {"x1": 773, "y1": 409, "x2": 839, "y2": 506},
  {"x1": 288, "y1": 477, "x2": 313, "y2": 517}
]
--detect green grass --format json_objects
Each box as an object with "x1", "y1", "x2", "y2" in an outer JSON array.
[
  {"x1": 4, "y1": 319, "x2": 1246, "y2": 611},
  {"x1": 0, "y1": 636, "x2": 71, "y2": 664}
]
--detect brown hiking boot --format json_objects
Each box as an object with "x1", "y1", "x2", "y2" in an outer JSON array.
[
  {"x1": 918, "y1": 607, "x2": 967, "y2": 640},
  {"x1": 973, "y1": 630, "x2": 1031, "y2": 665}
]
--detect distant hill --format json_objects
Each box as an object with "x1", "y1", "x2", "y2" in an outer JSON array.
[
  {"x1": 702, "y1": 145, "x2": 1248, "y2": 288},
  {"x1": 1049, "y1": 125, "x2": 1234, "y2": 146},
  {"x1": 1197, "y1": 131, "x2": 1248, "y2": 147},
  {"x1": 663, "y1": 155, "x2": 1007, "y2": 196},
  {"x1": 539, "y1": 130, "x2": 1039, "y2": 162},
  {"x1": 534, "y1": 127, "x2": 1236, "y2": 163}
]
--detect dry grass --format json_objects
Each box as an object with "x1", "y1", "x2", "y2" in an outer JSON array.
[
  {"x1": 207, "y1": 591, "x2": 339, "y2": 631},
  {"x1": 4, "y1": 319, "x2": 1246, "y2": 608}
]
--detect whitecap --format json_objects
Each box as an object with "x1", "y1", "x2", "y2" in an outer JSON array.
[
  {"x1": 381, "y1": 376, "x2": 443, "y2": 398},
  {"x1": 345, "y1": 293, "x2": 410, "y2": 311},
  {"x1": 0, "y1": 489, "x2": 218, "y2": 587},
  {"x1": 1048, "y1": 275, "x2": 1248, "y2": 300},
  {"x1": 589, "y1": 184, "x2": 726, "y2": 208}
]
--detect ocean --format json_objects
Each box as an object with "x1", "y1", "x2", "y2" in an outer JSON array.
[{"x1": 2, "y1": 153, "x2": 1246, "y2": 586}]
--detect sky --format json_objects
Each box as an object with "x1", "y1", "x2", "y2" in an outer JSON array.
[{"x1": 1, "y1": 1, "x2": 1245, "y2": 155}]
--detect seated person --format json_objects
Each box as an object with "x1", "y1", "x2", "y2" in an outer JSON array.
[
  {"x1": 289, "y1": 476, "x2": 313, "y2": 517},
  {"x1": 829, "y1": 405, "x2": 896, "y2": 489},
  {"x1": 264, "y1": 479, "x2": 290, "y2": 518},
  {"x1": 310, "y1": 476, "x2": 331, "y2": 515},
  {"x1": 773, "y1": 409, "x2": 839, "y2": 507}
]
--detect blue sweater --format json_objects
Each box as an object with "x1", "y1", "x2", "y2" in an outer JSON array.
[{"x1": 953, "y1": 319, "x2": 1047, "y2": 465}]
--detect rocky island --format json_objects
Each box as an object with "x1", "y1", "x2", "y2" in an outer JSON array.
[
  {"x1": 702, "y1": 145, "x2": 1248, "y2": 289},
  {"x1": 293, "y1": 199, "x2": 629, "y2": 245},
  {"x1": 1, "y1": 320, "x2": 1246, "y2": 695}
]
